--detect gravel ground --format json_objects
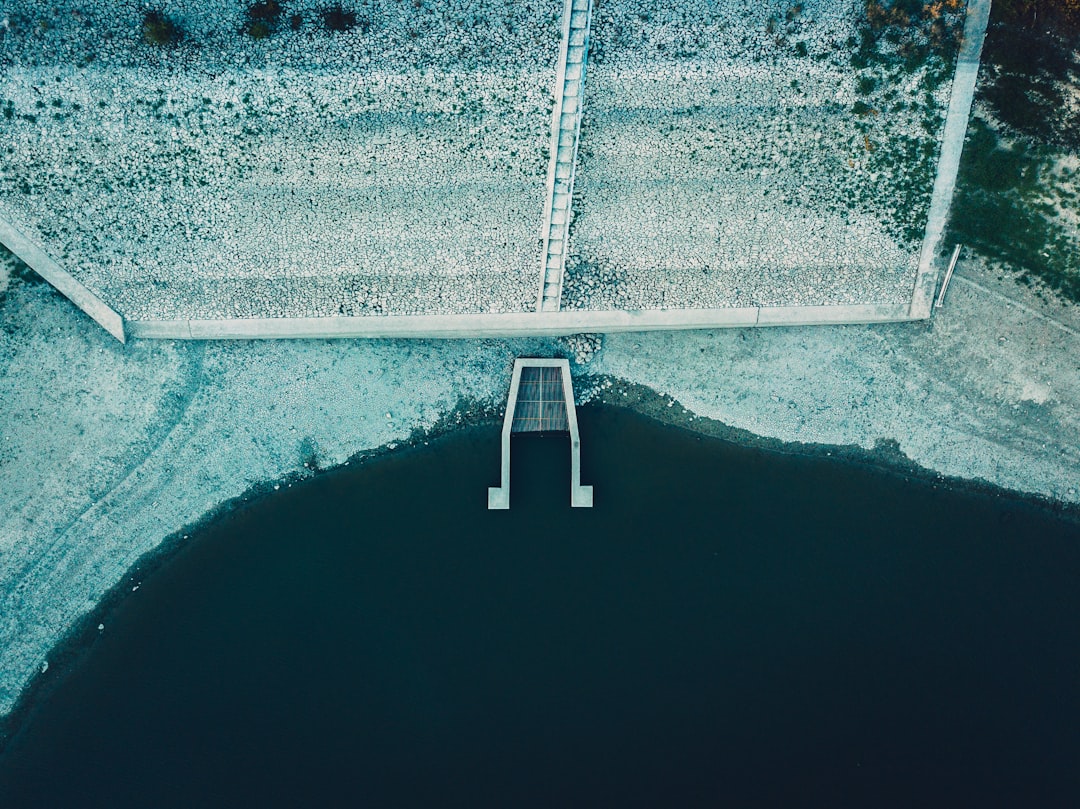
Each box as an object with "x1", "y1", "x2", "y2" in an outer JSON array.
[
  {"x1": 0, "y1": 0, "x2": 558, "y2": 318},
  {"x1": 566, "y1": 0, "x2": 963, "y2": 310},
  {"x1": 1, "y1": 0, "x2": 968, "y2": 320},
  {"x1": 2, "y1": 245, "x2": 1078, "y2": 723}
]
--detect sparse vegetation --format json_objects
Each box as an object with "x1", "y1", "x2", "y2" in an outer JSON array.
[
  {"x1": 142, "y1": 10, "x2": 182, "y2": 47},
  {"x1": 979, "y1": 6, "x2": 1080, "y2": 151},
  {"x1": 946, "y1": 0, "x2": 1080, "y2": 302},
  {"x1": 245, "y1": 1, "x2": 284, "y2": 39},
  {"x1": 322, "y1": 6, "x2": 361, "y2": 32}
]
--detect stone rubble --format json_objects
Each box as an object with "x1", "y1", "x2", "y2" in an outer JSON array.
[
  {"x1": 0, "y1": 0, "x2": 964, "y2": 320},
  {"x1": 564, "y1": 0, "x2": 963, "y2": 310},
  {"x1": 0, "y1": 0, "x2": 559, "y2": 319}
]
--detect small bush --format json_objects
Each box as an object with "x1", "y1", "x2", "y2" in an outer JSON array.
[
  {"x1": 142, "y1": 10, "x2": 182, "y2": 46},
  {"x1": 248, "y1": 0, "x2": 283, "y2": 21},
  {"x1": 322, "y1": 6, "x2": 360, "y2": 32},
  {"x1": 245, "y1": 1, "x2": 283, "y2": 38}
]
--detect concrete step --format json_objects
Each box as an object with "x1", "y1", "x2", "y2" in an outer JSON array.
[{"x1": 536, "y1": 0, "x2": 590, "y2": 314}]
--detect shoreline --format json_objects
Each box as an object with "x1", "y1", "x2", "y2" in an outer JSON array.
[
  {"x1": 4, "y1": 385, "x2": 1078, "y2": 754},
  {"x1": 1, "y1": 242, "x2": 1078, "y2": 737}
]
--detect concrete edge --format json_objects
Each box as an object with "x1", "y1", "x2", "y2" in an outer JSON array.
[
  {"x1": 755, "y1": 303, "x2": 913, "y2": 326},
  {"x1": 125, "y1": 303, "x2": 916, "y2": 340},
  {"x1": 0, "y1": 211, "x2": 126, "y2": 342},
  {"x1": 909, "y1": 0, "x2": 992, "y2": 319}
]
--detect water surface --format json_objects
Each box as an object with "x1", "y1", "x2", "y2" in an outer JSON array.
[{"x1": 1, "y1": 406, "x2": 1078, "y2": 807}]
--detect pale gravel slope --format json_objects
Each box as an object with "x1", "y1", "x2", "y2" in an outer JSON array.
[{"x1": 595, "y1": 255, "x2": 1080, "y2": 504}]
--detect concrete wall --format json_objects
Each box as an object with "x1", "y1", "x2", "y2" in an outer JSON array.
[
  {"x1": 125, "y1": 303, "x2": 916, "y2": 340},
  {"x1": 910, "y1": 0, "x2": 992, "y2": 318},
  {"x1": 0, "y1": 211, "x2": 125, "y2": 342}
]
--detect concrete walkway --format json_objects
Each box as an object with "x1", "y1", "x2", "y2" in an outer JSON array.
[
  {"x1": 910, "y1": 0, "x2": 992, "y2": 317},
  {"x1": 536, "y1": 0, "x2": 593, "y2": 312},
  {"x1": 126, "y1": 302, "x2": 915, "y2": 340}
]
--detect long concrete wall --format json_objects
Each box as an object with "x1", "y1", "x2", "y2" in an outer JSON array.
[
  {"x1": 910, "y1": 0, "x2": 992, "y2": 318},
  {"x1": 0, "y1": 211, "x2": 125, "y2": 342},
  {"x1": 125, "y1": 302, "x2": 915, "y2": 340}
]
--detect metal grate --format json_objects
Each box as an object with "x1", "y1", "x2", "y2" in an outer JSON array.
[{"x1": 511, "y1": 366, "x2": 569, "y2": 432}]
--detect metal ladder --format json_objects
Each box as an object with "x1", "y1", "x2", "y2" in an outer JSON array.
[{"x1": 536, "y1": 0, "x2": 593, "y2": 313}]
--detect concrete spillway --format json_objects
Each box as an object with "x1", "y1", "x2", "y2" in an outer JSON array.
[{"x1": 488, "y1": 358, "x2": 593, "y2": 509}]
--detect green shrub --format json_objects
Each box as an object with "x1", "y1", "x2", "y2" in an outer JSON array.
[
  {"x1": 245, "y1": 1, "x2": 284, "y2": 38},
  {"x1": 142, "y1": 10, "x2": 182, "y2": 46},
  {"x1": 322, "y1": 6, "x2": 361, "y2": 32}
]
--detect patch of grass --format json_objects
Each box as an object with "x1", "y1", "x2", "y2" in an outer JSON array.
[
  {"x1": 245, "y1": 1, "x2": 284, "y2": 38},
  {"x1": 322, "y1": 6, "x2": 362, "y2": 32},
  {"x1": 948, "y1": 119, "x2": 1080, "y2": 301},
  {"x1": 979, "y1": 23, "x2": 1080, "y2": 151},
  {"x1": 142, "y1": 10, "x2": 182, "y2": 47}
]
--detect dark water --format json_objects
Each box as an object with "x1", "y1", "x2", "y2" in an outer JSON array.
[{"x1": 2, "y1": 406, "x2": 1079, "y2": 808}]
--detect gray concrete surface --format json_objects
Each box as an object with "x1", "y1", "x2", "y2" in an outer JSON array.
[
  {"x1": 124, "y1": 302, "x2": 912, "y2": 340},
  {"x1": 911, "y1": 0, "x2": 992, "y2": 317}
]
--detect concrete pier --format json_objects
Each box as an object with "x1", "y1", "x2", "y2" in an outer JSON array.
[{"x1": 488, "y1": 358, "x2": 593, "y2": 509}]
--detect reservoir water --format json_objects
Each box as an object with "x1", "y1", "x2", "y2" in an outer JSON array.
[{"x1": 1, "y1": 406, "x2": 1078, "y2": 807}]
